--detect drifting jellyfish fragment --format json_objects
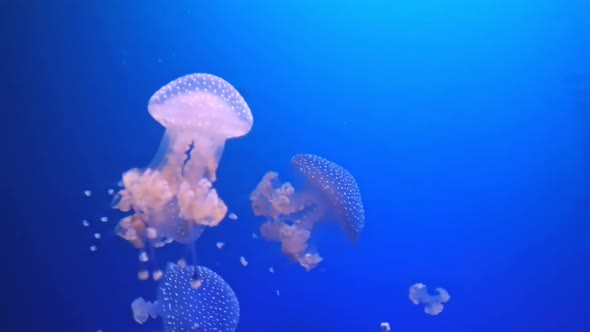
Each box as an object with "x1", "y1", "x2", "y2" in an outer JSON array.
[
  {"x1": 111, "y1": 73, "x2": 253, "y2": 278},
  {"x1": 409, "y1": 283, "x2": 450, "y2": 315},
  {"x1": 131, "y1": 262, "x2": 240, "y2": 332},
  {"x1": 250, "y1": 154, "x2": 365, "y2": 271},
  {"x1": 380, "y1": 322, "x2": 391, "y2": 332},
  {"x1": 240, "y1": 256, "x2": 248, "y2": 266},
  {"x1": 216, "y1": 242, "x2": 225, "y2": 249},
  {"x1": 228, "y1": 212, "x2": 238, "y2": 220}
]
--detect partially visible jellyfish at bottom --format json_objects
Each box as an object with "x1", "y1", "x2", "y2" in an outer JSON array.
[
  {"x1": 111, "y1": 73, "x2": 253, "y2": 280},
  {"x1": 250, "y1": 154, "x2": 365, "y2": 271},
  {"x1": 132, "y1": 261, "x2": 240, "y2": 332},
  {"x1": 409, "y1": 283, "x2": 450, "y2": 315}
]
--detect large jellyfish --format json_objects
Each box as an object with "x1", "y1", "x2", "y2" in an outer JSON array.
[
  {"x1": 250, "y1": 154, "x2": 365, "y2": 271},
  {"x1": 112, "y1": 73, "x2": 253, "y2": 279},
  {"x1": 409, "y1": 283, "x2": 450, "y2": 315},
  {"x1": 132, "y1": 261, "x2": 240, "y2": 332}
]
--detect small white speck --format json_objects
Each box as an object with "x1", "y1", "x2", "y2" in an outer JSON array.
[
  {"x1": 153, "y1": 269, "x2": 163, "y2": 281},
  {"x1": 100, "y1": 217, "x2": 108, "y2": 223},
  {"x1": 84, "y1": 190, "x2": 92, "y2": 197},
  {"x1": 94, "y1": 233, "x2": 101, "y2": 239},
  {"x1": 269, "y1": 267, "x2": 275, "y2": 273},
  {"x1": 381, "y1": 322, "x2": 391, "y2": 332},
  {"x1": 251, "y1": 233, "x2": 258, "y2": 239},
  {"x1": 139, "y1": 251, "x2": 149, "y2": 262},
  {"x1": 108, "y1": 189, "x2": 115, "y2": 195},
  {"x1": 138, "y1": 270, "x2": 149, "y2": 280},
  {"x1": 216, "y1": 242, "x2": 225, "y2": 249},
  {"x1": 276, "y1": 289, "x2": 280, "y2": 296},
  {"x1": 240, "y1": 256, "x2": 248, "y2": 266},
  {"x1": 228, "y1": 212, "x2": 238, "y2": 220},
  {"x1": 82, "y1": 220, "x2": 90, "y2": 227},
  {"x1": 89, "y1": 245, "x2": 97, "y2": 252}
]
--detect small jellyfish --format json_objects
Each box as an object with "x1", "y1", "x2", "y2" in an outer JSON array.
[
  {"x1": 250, "y1": 154, "x2": 365, "y2": 270},
  {"x1": 240, "y1": 256, "x2": 248, "y2": 266},
  {"x1": 131, "y1": 262, "x2": 240, "y2": 332},
  {"x1": 100, "y1": 217, "x2": 108, "y2": 223},
  {"x1": 228, "y1": 212, "x2": 238, "y2": 220},
  {"x1": 82, "y1": 220, "x2": 90, "y2": 227},
  {"x1": 84, "y1": 190, "x2": 92, "y2": 197},
  {"x1": 111, "y1": 73, "x2": 253, "y2": 277},
  {"x1": 380, "y1": 322, "x2": 391, "y2": 332},
  {"x1": 216, "y1": 242, "x2": 225, "y2": 249},
  {"x1": 409, "y1": 283, "x2": 450, "y2": 315},
  {"x1": 94, "y1": 233, "x2": 101, "y2": 239},
  {"x1": 268, "y1": 267, "x2": 274, "y2": 273},
  {"x1": 275, "y1": 289, "x2": 280, "y2": 296},
  {"x1": 108, "y1": 189, "x2": 115, "y2": 195},
  {"x1": 251, "y1": 232, "x2": 258, "y2": 239},
  {"x1": 89, "y1": 245, "x2": 97, "y2": 252}
]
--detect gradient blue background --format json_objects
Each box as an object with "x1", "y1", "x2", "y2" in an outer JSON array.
[{"x1": 4, "y1": 0, "x2": 590, "y2": 331}]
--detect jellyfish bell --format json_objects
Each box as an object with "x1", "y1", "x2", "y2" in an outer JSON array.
[
  {"x1": 250, "y1": 154, "x2": 365, "y2": 271},
  {"x1": 112, "y1": 73, "x2": 253, "y2": 278},
  {"x1": 131, "y1": 262, "x2": 240, "y2": 332},
  {"x1": 290, "y1": 154, "x2": 366, "y2": 242}
]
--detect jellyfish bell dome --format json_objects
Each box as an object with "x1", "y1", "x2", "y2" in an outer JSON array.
[
  {"x1": 113, "y1": 73, "x2": 253, "y2": 279},
  {"x1": 147, "y1": 73, "x2": 253, "y2": 181},
  {"x1": 290, "y1": 154, "x2": 365, "y2": 243}
]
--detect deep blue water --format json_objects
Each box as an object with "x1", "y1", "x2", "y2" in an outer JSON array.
[{"x1": 4, "y1": 0, "x2": 590, "y2": 331}]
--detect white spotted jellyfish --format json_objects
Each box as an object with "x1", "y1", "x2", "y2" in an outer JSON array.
[
  {"x1": 131, "y1": 261, "x2": 240, "y2": 332},
  {"x1": 111, "y1": 73, "x2": 253, "y2": 281},
  {"x1": 250, "y1": 154, "x2": 365, "y2": 271}
]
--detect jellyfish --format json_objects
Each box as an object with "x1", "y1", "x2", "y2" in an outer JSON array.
[
  {"x1": 112, "y1": 73, "x2": 253, "y2": 278},
  {"x1": 409, "y1": 283, "x2": 450, "y2": 315},
  {"x1": 131, "y1": 261, "x2": 240, "y2": 332},
  {"x1": 250, "y1": 154, "x2": 365, "y2": 271}
]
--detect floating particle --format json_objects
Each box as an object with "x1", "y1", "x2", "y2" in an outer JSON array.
[
  {"x1": 152, "y1": 269, "x2": 163, "y2": 281},
  {"x1": 94, "y1": 233, "x2": 101, "y2": 239},
  {"x1": 240, "y1": 256, "x2": 248, "y2": 266},
  {"x1": 380, "y1": 322, "x2": 391, "y2": 332},
  {"x1": 146, "y1": 227, "x2": 157, "y2": 239},
  {"x1": 82, "y1": 220, "x2": 90, "y2": 227},
  {"x1": 276, "y1": 289, "x2": 280, "y2": 296},
  {"x1": 228, "y1": 212, "x2": 238, "y2": 220},
  {"x1": 139, "y1": 251, "x2": 149, "y2": 263},
  {"x1": 191, "y1": 279, "x2": 203, "y2": 289},
  {"x1": 108, "y1": 189, "x2": 115, "y2": 195},
  {"x1": 216, "y1": 242, "x2": 225, "y2": 249},
  {"x1": 100, "y1": 216, "x2": 108, "y2": 223},
  {"x1": 269, "y1": 267, "x2": 275, "y2": 273},
  {"x1": 89, "y1": 245, "x2": 97, "y2": 252},
  {"x1": 84, "y1": 190, "x2": 92, "y2": 197},
  {"x1": 251, "y1": 232, "x2": 258, "y2": 239},
  {"x1": 138, "y1": 270, "x2": 149, "y2": 280}
]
